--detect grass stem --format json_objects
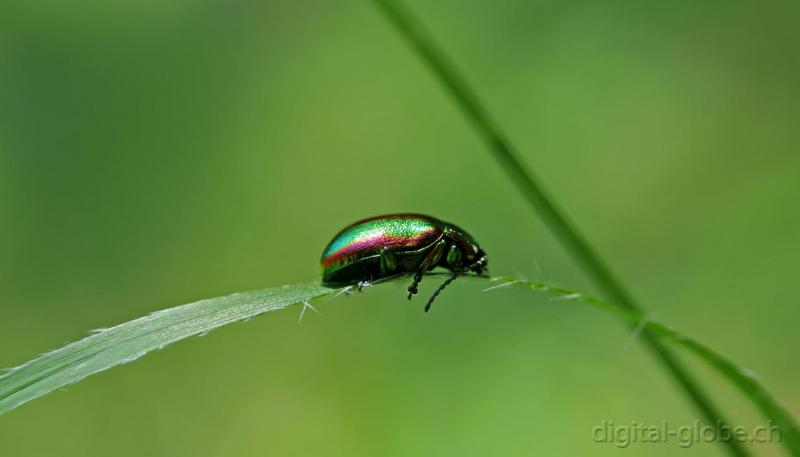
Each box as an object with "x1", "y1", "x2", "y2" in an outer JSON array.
[{"x1": 370, "y1": 1, "x2": 754, "y2": 455}]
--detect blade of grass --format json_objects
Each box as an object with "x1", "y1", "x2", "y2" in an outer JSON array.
[
  {"x1": 2, "y1": 275, "x2": 797, "y2": 456},
  {"x1": 369, "y1": 1, "x2": 748, "y2": 455},
  {"x1": 483, "y1": 276, "x2": 800, "y2": 454},
  {"x1": 0, "y1": 283, "x2": 338, "y2": 415}
]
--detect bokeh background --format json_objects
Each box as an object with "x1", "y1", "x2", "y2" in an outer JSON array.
[{"x1": 1, "y1": 1, "x2": 798, "y2": 455}]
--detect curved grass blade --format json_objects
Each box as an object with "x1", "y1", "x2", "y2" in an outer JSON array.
[
  {"x1": 2, "y1": 275, "x2": 797, "y2": 456},
  {"x1": 483, "y1": 276, "x2": 800, "y2": 455},
  {"x1": 369, "y1": 1, "x2": 744, "y2": 455},
  {"x1": 0, "y1": 283, "x2": 338, "y2": 415}
]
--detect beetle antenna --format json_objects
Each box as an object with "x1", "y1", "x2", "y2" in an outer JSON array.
[
  {"x1": 424, "y1": 258, "x2": 485, "y2": 312},
  {"x1": 424, "y1": 273, "x2": 461, "y2": 312}
]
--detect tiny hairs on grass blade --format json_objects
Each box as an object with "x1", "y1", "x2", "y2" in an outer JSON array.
[
  {"x1": 480, "y1": 276, "x2": 800, "y2": 456},
  {"x1": 0, "y1": 283, "x2": 336, "y2": 415}
]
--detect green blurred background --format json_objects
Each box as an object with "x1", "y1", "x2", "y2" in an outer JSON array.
[{"x1": 1, "y1": 0, "x2": 798, "y2": 455}]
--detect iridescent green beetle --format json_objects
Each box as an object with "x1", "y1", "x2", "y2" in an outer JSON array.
[{"x1": 320, "y1": 214, "x2": 488, "y2": 312}]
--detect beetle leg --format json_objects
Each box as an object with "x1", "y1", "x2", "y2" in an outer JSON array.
[
  {"x1": 357, "y1": 275, "x2": 374, "y2": 292},
  {"x1": 407, "y1": 239, "x2": 447, "y2": 299},
  {"x1": 378, "y1": 247, "x2": 398, "y2": 276},
  {"x1": 445, "y1": 244, "x2": 462, "y2": 269}
]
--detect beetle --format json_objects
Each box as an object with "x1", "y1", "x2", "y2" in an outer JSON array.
[{"x1": 320, "y1": 214, "x2": 488, "y2": 312}]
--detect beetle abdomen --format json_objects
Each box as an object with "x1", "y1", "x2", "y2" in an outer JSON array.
[{"x1": 320, "y1": 214, "x2": 443, "y2": 279}]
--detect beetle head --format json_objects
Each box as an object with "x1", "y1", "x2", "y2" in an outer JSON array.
[{"x1": 470, "y1": 248, "x2": 488, "y2": 275}]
